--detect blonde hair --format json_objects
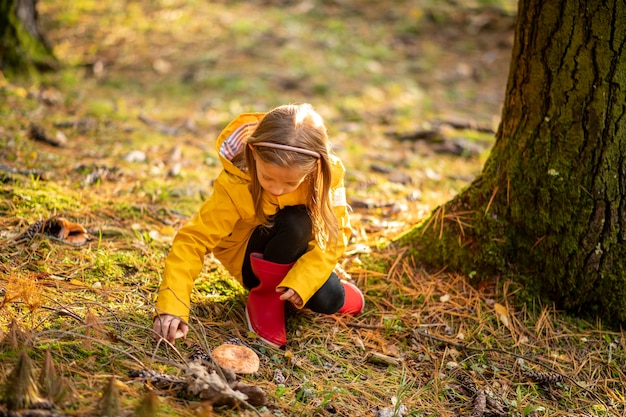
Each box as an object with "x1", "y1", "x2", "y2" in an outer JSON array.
[{"x1": 244, "y1": 103, "x2": 338, "y2": 248}]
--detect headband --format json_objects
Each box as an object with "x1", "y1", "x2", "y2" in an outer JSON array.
[{"x1": 254, "y1": 142, "x2": 321, "y2": 158}]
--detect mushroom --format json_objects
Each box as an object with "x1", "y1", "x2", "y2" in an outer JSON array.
[{"x1": 211, "y1": 344, "x2": 260, "y2": 374}]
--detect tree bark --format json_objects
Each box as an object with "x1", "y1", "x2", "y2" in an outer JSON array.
[
  {"x1": 399, "y1": 0, "x2": 626, "y2": 326},
  {"x1": 0, "y1": 0, "x2": 56, "y2": 77}
]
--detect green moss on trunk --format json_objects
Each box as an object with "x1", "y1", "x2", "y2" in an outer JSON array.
[
  {"x1": 0, "y1": 0, "x2": 57, "y2": 78},
  {"x1": 397, "y1": 0, "x2": 626, "y2": 327}
]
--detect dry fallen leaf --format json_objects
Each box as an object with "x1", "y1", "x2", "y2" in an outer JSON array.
[{"x1": 494, "y1": 303, "x2": 510, "y2": 328}]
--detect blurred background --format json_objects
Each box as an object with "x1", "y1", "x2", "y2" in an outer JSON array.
[{"x1": 26, "y1": 0, "x2": 517, "y2": 236}]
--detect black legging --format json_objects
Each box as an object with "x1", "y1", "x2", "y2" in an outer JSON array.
[{"x1": 242, "y1": 205, "x2": 345, "y2": 314}]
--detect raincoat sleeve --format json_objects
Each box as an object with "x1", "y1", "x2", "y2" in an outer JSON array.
[
  {"x1": 279, "y1": 160, "x2": 352, "y2": 307},
  {"x1": 155, "y1": 175, "x2": 241, "y2": 322}
]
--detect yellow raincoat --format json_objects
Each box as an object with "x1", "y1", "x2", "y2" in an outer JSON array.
[{"x1": 155, "y1": 113, "x2": 352, "y2": 322}]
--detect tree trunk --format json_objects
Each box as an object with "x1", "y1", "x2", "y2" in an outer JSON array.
[
  {"x1": 0, "y1": 0, "x2": 56, "y2": 77},
  {"x1": 398, "y1": 0, "x2": 626, "y2": 326}
]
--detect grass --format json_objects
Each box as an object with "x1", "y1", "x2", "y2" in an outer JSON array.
[{"x1": 1, "y1": 0, "x2": 625, "y2": 416}]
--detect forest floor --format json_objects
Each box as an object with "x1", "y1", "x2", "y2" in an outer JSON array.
[{"x1": 1, "y1": 0, "x2": 625, "y2": 416}]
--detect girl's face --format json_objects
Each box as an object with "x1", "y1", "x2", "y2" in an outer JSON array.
[{"x1": 255, "y1": 158, "x2": 309, "y2": 197}]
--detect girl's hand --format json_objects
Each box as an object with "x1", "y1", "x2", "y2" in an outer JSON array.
[
  {"x1": 153, "y1": 314, "x2": 189, "y2": 343},
  {"x1": 277, "y1": 287, "x2": 303, "y2": 307}
]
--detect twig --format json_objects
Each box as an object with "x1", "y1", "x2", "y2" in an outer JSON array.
[
  {"x1": 433, "y1": 118, "x2": 496, "y2": 134},
  {"x1": 138, "y1": 114, "x2": 179, "y2": 136},
  {"x1": 346, "y1": 322, "x2": 389, "y2": 331},
  {"x1": 38, "y1": 306, "x2": 84, "y2": 324},
  {"x1": 0, "y1": 163, "x2": 45, "y2": 180},
  {"x1": 28, "y1": 123, "x2": 65, "y2": 147}
]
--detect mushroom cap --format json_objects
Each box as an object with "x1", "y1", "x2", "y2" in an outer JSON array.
[{"x1": 211, "y1": 344, "x2": 260, "y2": 374}]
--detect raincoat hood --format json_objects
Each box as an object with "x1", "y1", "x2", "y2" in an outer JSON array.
[{"x1": 215, "y1": 112, "x2": 265, "y2": 181}]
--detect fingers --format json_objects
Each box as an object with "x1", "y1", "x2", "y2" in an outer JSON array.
[
  {"x1": 278, "y1": 288, "x2": 303, "y2": 306},
  {"x1": 176, "y1": 322, "x2": 189, "y2": 340},
  {"x1": 153, "y1": 315, "x2": 188, "y2": 343},
  {"x1": 153, "y1": 315, "x2": 174, "y2": 342},
  {"x1": 291, "y1": 294, "x2": 303, "y2": 307},
  {"x1": 277, "y1": 288, "x2": 291, "y2": 301},
  {"x1": 166, "y1": 318, "x2": 180, "y2": 343}
]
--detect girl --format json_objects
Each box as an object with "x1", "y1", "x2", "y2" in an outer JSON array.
[{"x1": 153, "y1": 103, "x2": 364, "y2": 347}]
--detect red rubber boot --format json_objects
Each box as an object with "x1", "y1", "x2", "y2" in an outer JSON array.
[
  {"x1": 337, "y1": 281, "x2": 365, "y2": 316},
  {"x1": 246, "y1": 252, "x2": 295, "y2": 348}
]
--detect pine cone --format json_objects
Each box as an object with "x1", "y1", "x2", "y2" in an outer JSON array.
[
  {"x1": 14, "y1": 220, "x2": 46, "y2": 243},
  {"x1": 188, "y1": 343, "x2": 211, "y2": 362},
  {"x1": 522, "y1": 371, "x2": 564, "y2": 384},
  {"x1": 453, "y1": 370, "x2": 478, "y2": 395},
  {"x1": 471, "y1": 390, "x2": 486, "y2": 417}
]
